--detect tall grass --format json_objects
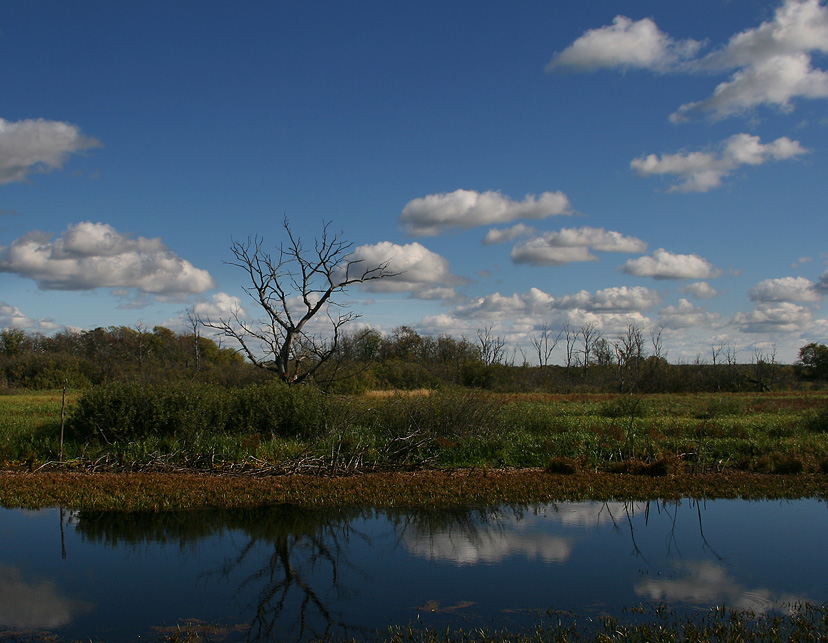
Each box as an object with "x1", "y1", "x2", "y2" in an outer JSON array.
[{"x1": 2, "y1": 386, "x2": 828, "y2": 474}]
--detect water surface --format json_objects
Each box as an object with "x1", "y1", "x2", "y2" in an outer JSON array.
[{"x1": 1, "y1": 499, "x2": 826, "y2": 641}]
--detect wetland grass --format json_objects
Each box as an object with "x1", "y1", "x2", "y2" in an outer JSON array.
[{"x1": 2, "y1": 388, "x2": 828, "y2": 509}]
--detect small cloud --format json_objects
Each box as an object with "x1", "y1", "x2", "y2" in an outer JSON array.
[
  {"x1": 192, "y1": 292, "x2": 246, "y2": 319},
  {"x1": 347, "y1": 241, "x2": 464, "y2": 300},
  {"x1": 0, "y1": 117, "x2": 101, "y2": 185},
  {"x1": 0, "y1": 301, "x2": 60, "y2": 333},
  {"x1": 681, "y1": 281, "x2": 719, "y2": 299},
  {"x1": 631, "y1": 133, "x2": 809, "y2": 192},
  {"x1": 622, "y1": 248, "x2": 720, "y2": 280},
  {"x1": 659, "y1": 298, "x2": 720, "y2": 329},
  {"x1": 545, "y1": 15, "x2": 701, "y2": 73},
  {"x1": 483, "y1": 223, "x2": 536, "y2": 245},
  {"x1": 399, "y1": 189, "x2": 571, "y2": 237}
]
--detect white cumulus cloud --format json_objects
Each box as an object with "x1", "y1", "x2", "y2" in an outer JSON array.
[
  {"x1": 399, "y1": 189, "x2": 571, "y2": 237},
  {"x1": 672, "y1": 0, "x2": 828, "y2": 120},
  {"x1": 545, "y1": 16, "x2": 702, "y2": 73},
  {"x1": 750, "y1": 276, "x2": 821, "y2": 301},
  {"x1": 548, "y1": 1, "x2": 828, "y2": 122},
  {"x1": 733, "y1": 301, "x2": 813, "y2": 332},
  {"x1": 511, "y1": 227, "x2": 646, "y2": 266},
  {"x1": 658, "y1": 298, "x2": 721, "y2": 329},
  {"x1": 622, "y1": 248, "x2": 720, "y2": 280},
  {"x1": 0, "y1": 221, "x2": 216, "y2": 294},
  {"x1": 453, "y1": 288, "x2": 555, "y2": 320},
  {"x1": 552, "y1": 286, "x2": 662, "y2": 312},
  {"x1": 631, "y1": 133, "x2": 809, "y2": 192},
  {"x1": 482, "y1": 223, "x2": 536, "y2": 245},
  {"x1": 0, "y1": 301, "x2": 60, "y2": 333},
  {"x1": 347, "y1": 241, "x2": 463, "y2": 299},
  {"x1": 192, "y1": 292, "x2": 246, "y2": 319},
  {"x1": 0, "y1": 117, "x2": 100, "y2": 184},
  {"x1": 681, "y1": 281, "x2": 719, "y2": 299}
]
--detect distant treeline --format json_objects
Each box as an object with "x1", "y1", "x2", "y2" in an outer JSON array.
[
  {"x1": 0, "y1": 326, "x2": 260, "y2": 389},
  {"x1": 0, "y1": 324, "x2": 825, "y2": 393}
]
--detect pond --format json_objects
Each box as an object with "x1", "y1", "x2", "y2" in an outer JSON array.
[{"x1": 1, "y1": 498, "x2": 827, "y2": 641}]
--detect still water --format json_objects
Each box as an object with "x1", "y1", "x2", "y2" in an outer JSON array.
[{"x1": 1, "y1": 499, "x2": 827, "y2": 641}]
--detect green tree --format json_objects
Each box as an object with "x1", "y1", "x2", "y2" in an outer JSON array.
[{"x1": 798, "y1": 342, "x2": 828, "y2": 380}]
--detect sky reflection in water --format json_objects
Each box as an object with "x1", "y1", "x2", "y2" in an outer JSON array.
[{"x1": 0, "y1": 499, "x2": 826, "y2": 641}]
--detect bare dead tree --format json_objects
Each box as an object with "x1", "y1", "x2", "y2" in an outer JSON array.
[
  {"x1": 578, "y1": 322, "x2": 600, "y2": 377},
  {"x1": 186, "y1": 307, "x2": 201, "y2": 373},
  {"x1": 530, "y1": 323, "x2": 561, "y2": 368},
  {"x1": 650, "y1": 326, "x2": 666, "y2": 361},
  {"x1": 476, "y1": 325, "x2": 507, "y2": 366},
  {"x1": 563, "y1": 321, "x2": 577, "y2": 374},
  {"x1": 614, "y1": 322, "x2": 645, "y2": 393},
  {"x1": 203, "y1": 218, "x2": 397, "y2": 385}
]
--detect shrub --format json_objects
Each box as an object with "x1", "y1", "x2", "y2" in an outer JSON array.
[
  {"x1": 68, "y1": 381, "x2": 228, "y2": 443},
  {"x1": 227, "y1": 381, "x2": 329, "y2": 439}
]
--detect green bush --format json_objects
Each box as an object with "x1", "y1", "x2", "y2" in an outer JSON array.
[
  {"x1": 68, "y1": 381, "x2": 227, "y2": 442},
  {"x1": 227, "y1": 381, "x2": 328, "y2": 438},
  {"x1": 68, "y1": 380, "x2": 336, "y2": 444}
]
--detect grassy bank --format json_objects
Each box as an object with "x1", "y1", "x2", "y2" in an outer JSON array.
[{"x1": 2, "y1": 387, "x2": 828, "y2": 509}]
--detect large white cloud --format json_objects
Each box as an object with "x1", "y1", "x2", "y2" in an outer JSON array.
[
  {"x1": 511, "y1": 226, "x2": 647, "y2": 266},
  {"x1": 545, "y1": 16, "x2": 701, "y2": 73},
  {"x1": 631, "y1": 133, "x2": 809, "y2": 192},
  {"x1": 0, "y1": 117, "x2": 100, "y2": 184},
  {"x1": 749, "y1": 276, "x2": 821, "y2": 302},
  {"x1": 672, "y1": 0, "x2": 828, "y2": 120},
  {"x1": 699, "y1": 0, "x2": 828, "y2": 70},
  {"x1": 347, "y1": 241, "x2": 463, "y2": 299},
  {"x1": 0, "y1": 221, "x2": 216, "y2": 294},
  {"x1": 621, "y1": 248, "x2": 720, "y2": 280},
  {"x1": 733, "y1": 301, "x2": 814, "y2": 332},
  {"x1": 673, "y1": 53, "x2": 828, "y2": 121},
  {"x1": 399, "y1": 189, "x2": 571, "y2": 237},
  {"x1": 548, "y1": 1, "x2": 828, "y2": 121}
]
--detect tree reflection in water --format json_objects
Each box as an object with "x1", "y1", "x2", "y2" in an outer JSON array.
[
  {"x1": 72, "y1": 504, "x2": 525, "y2": 640},
  {"x1": 75, "y1": 505, "x2": 372, "y2": 641},
  {"x1": 65, "y1": 499, "x2": 815, "y2": 640}
]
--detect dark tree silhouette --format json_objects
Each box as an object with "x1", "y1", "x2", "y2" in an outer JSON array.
[{"x1": 204, "y1": 218, "x2": 397, "y2": 385}]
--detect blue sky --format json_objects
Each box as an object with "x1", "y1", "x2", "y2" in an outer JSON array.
[{"x1": 1, "y1": 0, "x2": 827, "y2": 364}]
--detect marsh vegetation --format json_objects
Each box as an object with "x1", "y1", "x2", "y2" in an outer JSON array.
[{"x1": 3, "y1": 385, "x2": 828, "y2": 483}]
